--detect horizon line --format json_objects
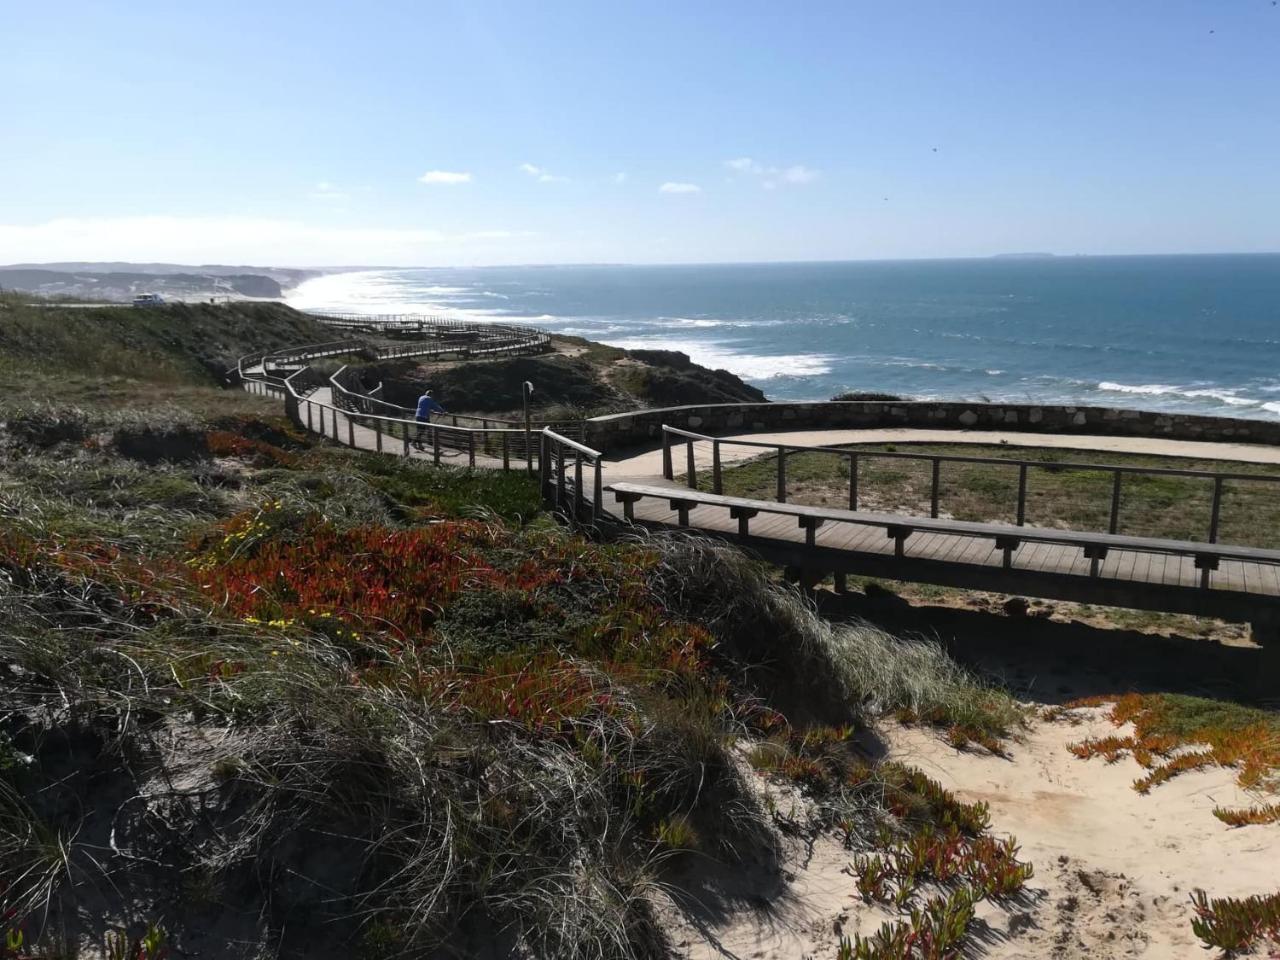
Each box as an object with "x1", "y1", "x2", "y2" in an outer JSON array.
[{"x1": 5, "y1": 250, "x2": 1280, "y2": 273}]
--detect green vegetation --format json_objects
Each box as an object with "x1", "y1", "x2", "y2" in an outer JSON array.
[
  {"x1": 699, "y1": 441, "x2": 1280, "y2": 548},
  {"x1": 1189, "y1": 888, "x2": 1280, "y2": 954},
  {"x1": 379, "y1": 339, "x2": 764, "y2": 418},
  {"x1": 0, "y1": 301, "x2": 1025, "y2": 958},
  {"x1": 0, "y1": 292, "x2": 331, "y2": 393},
  {"x1": 1067, "y1": 692, "x2": 1280, "y2": 795}
]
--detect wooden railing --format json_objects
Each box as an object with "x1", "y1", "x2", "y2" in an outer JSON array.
[
  {"x1": 540, "y1": 429, "x2": 605, "y2": 524},
  {"x1": 288, "y1": 376, "x2": 535, "y2": 471},
  {"x1": 327, "y1": 364, "x2": 588, "y2": 443},
  {"x1": 607, "y1": 481, "x2": 1280, "y2": 593},
  {"x1": 661, "y1": 425, "x2": 1280, "y2": 547},
  {"x1": 237, "y1": 334, "x2": 553, "y2": 473}
]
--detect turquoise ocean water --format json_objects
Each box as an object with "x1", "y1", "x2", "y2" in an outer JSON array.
[{"x1": 288, "y1": 255, "x2": 1280, "y2": 419}]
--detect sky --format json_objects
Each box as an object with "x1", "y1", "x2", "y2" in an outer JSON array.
[{"x1": 1, "y1": 0, "x2": 1277, "y2": 267}]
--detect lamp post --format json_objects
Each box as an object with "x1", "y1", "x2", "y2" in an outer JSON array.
[{"x1": 523, "y1": 381, "x2": 535, "y2": 474}]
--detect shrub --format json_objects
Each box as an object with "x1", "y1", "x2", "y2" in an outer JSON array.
[
  {"x1": 1189, "y1": 888, "x2": 1280, "y2": 953},
  {"x1": 831, "y1": 391, "x2": 904, "y2": 402}
]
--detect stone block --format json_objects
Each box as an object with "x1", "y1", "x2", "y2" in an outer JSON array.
[
  {"x1": 1072, "y1": 412, "x2": 1087, "y2": 426},
  {"x1": 958, "y1": 410, "x2": 979, "y2": 426},
  {"x1": 688, "y1": 416, "x2": 703, "y2": 428}
]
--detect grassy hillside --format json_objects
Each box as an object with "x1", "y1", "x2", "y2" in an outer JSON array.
[
  {"x1": 1, "y1": 291, "x2": 1277, "y2": 957},
  {"x1": 0, "y1": 293, "x2": 1042, "y2": 959},
  {"x1": 0, "y1": 293, "x2": 330, "y2": 395},
  {"x1": 371, "y1": 339, "x2": 766, "y2": 419}
]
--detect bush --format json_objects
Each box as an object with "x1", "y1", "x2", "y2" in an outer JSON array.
[{"x1": 831, "y1": 391, "x2": 904, "y2": 402}]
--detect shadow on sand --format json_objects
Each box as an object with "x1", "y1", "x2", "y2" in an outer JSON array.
[{"x1": 813, "y1": 586, "x2": 1271, "y2": 706}]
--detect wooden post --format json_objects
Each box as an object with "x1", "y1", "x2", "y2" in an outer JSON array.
[
  {"x1": 849, "y1": 454, "x2": 858, "y2": 511},
  {"x1": 593, "y1": 458, "x2": 603, "y2": 519},
  {"x1": 402, "y1": 430, "x2": 410, "y2": 457},
  {"x1": 712, "y1": 439, "x2": 722, "y2": 494},
  {"x1": 318, "y1": 405, "x2": 325, "y2": 436},
  {"x1": 347, "y1": 415, "x2": 354, "y2": 447},
  {"x1": 375, "y1": 418, "x2": 383, "y2": 453},
  {"x1": 1109, "y1": 471, "x2": 1122, "y2": 535},
  {"x1": 1016, "y1": 464, "x2": 1027, "y2": 526},
  {"x1": 433, "y1": 426, "x2": 441, "y2": 464},
  {"x1": 571, "y1": 453, "x2": 582, "y2": 521},
  {"x1": 776, "y1": 449, "x2": 787, "y2": 503},
  {"x1": 540, "y1": 433, "x2": 551, "y2": 503},
  {"x1": 1195, "y1": 555, "x2": 1218, "y2": 589},
  {"x1": 686, "y1": 441, "x2": 697, "y2": 489},
  {"x1": 1208, "y1": 477, "x2": 1223, "y2": 543},
  {"x1": 662, "y1": 430, "x2": 673, "y2": 480},
  {"x1": 502, "y1": 433, "x2": 510, "y2": 471},
  {"x1": 468, "y1": 432, "x2": 476, "y2": 468},
  {"x1": 930, "y1": 459, "x2": 941, "y2": 518},
  {"x1": 556, "y1": 445, "x2": 567, "y2": 511},
  {"x1": 306, "y1": 402, "x2": 313, "y2": 431},
  {"x1": 800, "y1": 517, "x2": 824, "y2": 547},
  {"x1": 834, "y1": 572, "x2": 848, "y2": 593}
]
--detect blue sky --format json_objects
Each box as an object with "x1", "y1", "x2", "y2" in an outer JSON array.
[{"x1": 1, "y1": 1, "x2": 1277, "y2": 266}]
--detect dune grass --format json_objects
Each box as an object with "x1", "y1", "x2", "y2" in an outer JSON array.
[
  {"x1": 0, "y1": 403, "x2": 1027, "y2": 958},
  {"x1": 0, "y1": 299, "x2": 1035, "y2": 957}
]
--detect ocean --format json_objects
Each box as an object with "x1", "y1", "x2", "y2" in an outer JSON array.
[{"x1": 286, "y1": 254, "x2": 1280, "y2": 420}]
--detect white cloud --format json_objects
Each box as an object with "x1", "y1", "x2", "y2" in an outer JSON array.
[
  {"x1": 613, "y1": 172, "x2": 628, "y2": 183},
  {"x1": 417, "y1": 170, "x2": 472, "y2": 185},
  {"x1": 725, "y1": 157, "x2": 763, "y2": 174},
  {"x1": 781, "y1": 165, "x2": 819, "y2": 184},
  {"x1": 310, "y1": 181, "x2": 349, "y2": 201},
  {"x1": 724, "y1": 158, "x2": 819, "y2": 187},
  {"x1": 0, "y1": 216, "x2": 531, "y2": 266},
  {"x1": 659, "y1": 182, "x2": 701, "y2": 194},
  {"x1": 519, "y1": 162, "x2": 568, "y2": 183}
]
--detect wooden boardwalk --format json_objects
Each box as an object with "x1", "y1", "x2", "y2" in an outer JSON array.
[
  {"x1": 607, "y1": 480, "x2": 1280, "y2": 633},
  {"x1": 238, "y1": 337, "x2": 1280, "y2": 644}
]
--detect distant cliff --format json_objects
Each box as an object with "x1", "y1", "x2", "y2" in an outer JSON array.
[{"x1": 0, "y1": 267, "x2": 286, "y2": 301}]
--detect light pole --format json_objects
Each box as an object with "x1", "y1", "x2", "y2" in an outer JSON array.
[{"x1": 522, "y1": 381, "x2": 535, "y2": 474}]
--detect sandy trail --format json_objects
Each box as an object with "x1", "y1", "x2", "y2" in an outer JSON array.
[{"x1": 665, "y1": 709, "x2": 1278, "y2": 959}]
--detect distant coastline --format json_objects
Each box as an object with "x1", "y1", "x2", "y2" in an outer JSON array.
[{"x1": 286, "y1": 256, "x2": 1280, "y2": 422}]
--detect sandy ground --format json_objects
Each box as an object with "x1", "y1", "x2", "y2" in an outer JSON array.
[
  {"x1": 604, "y1": 428, "x2": 1280, "y2": 484},
  {"x1": 662, "y1": 709, "x2": 1278, "y2": 959}
]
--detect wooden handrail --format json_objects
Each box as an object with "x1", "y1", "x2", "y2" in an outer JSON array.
[
  {"x1": 661, "y1": 424, "x2": 1280, "y2": 485},
  {"x1": 609, "y1": 482, "x2": 1280, "y2": 565},
  {"x1": 662, "y1": 424, "x2": 1280, "y2": 546}
]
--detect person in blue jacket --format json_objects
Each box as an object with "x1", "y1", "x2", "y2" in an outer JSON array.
[{"x1": 412, "y1": 390, "x2": 446, "y2": 449}]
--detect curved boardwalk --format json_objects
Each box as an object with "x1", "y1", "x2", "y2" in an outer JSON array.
[{"x1": 239, "y1": 329, "x2": 1280, "y2": 666}]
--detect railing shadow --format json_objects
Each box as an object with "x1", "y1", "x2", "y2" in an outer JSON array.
[{"x1": 812, "y1": 586, "x2": 1268, "y2": 706}]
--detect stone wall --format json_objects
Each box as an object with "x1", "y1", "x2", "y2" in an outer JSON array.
[{"x1": 582, "y1": 401, "x2": 1280, "y2": 453}]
